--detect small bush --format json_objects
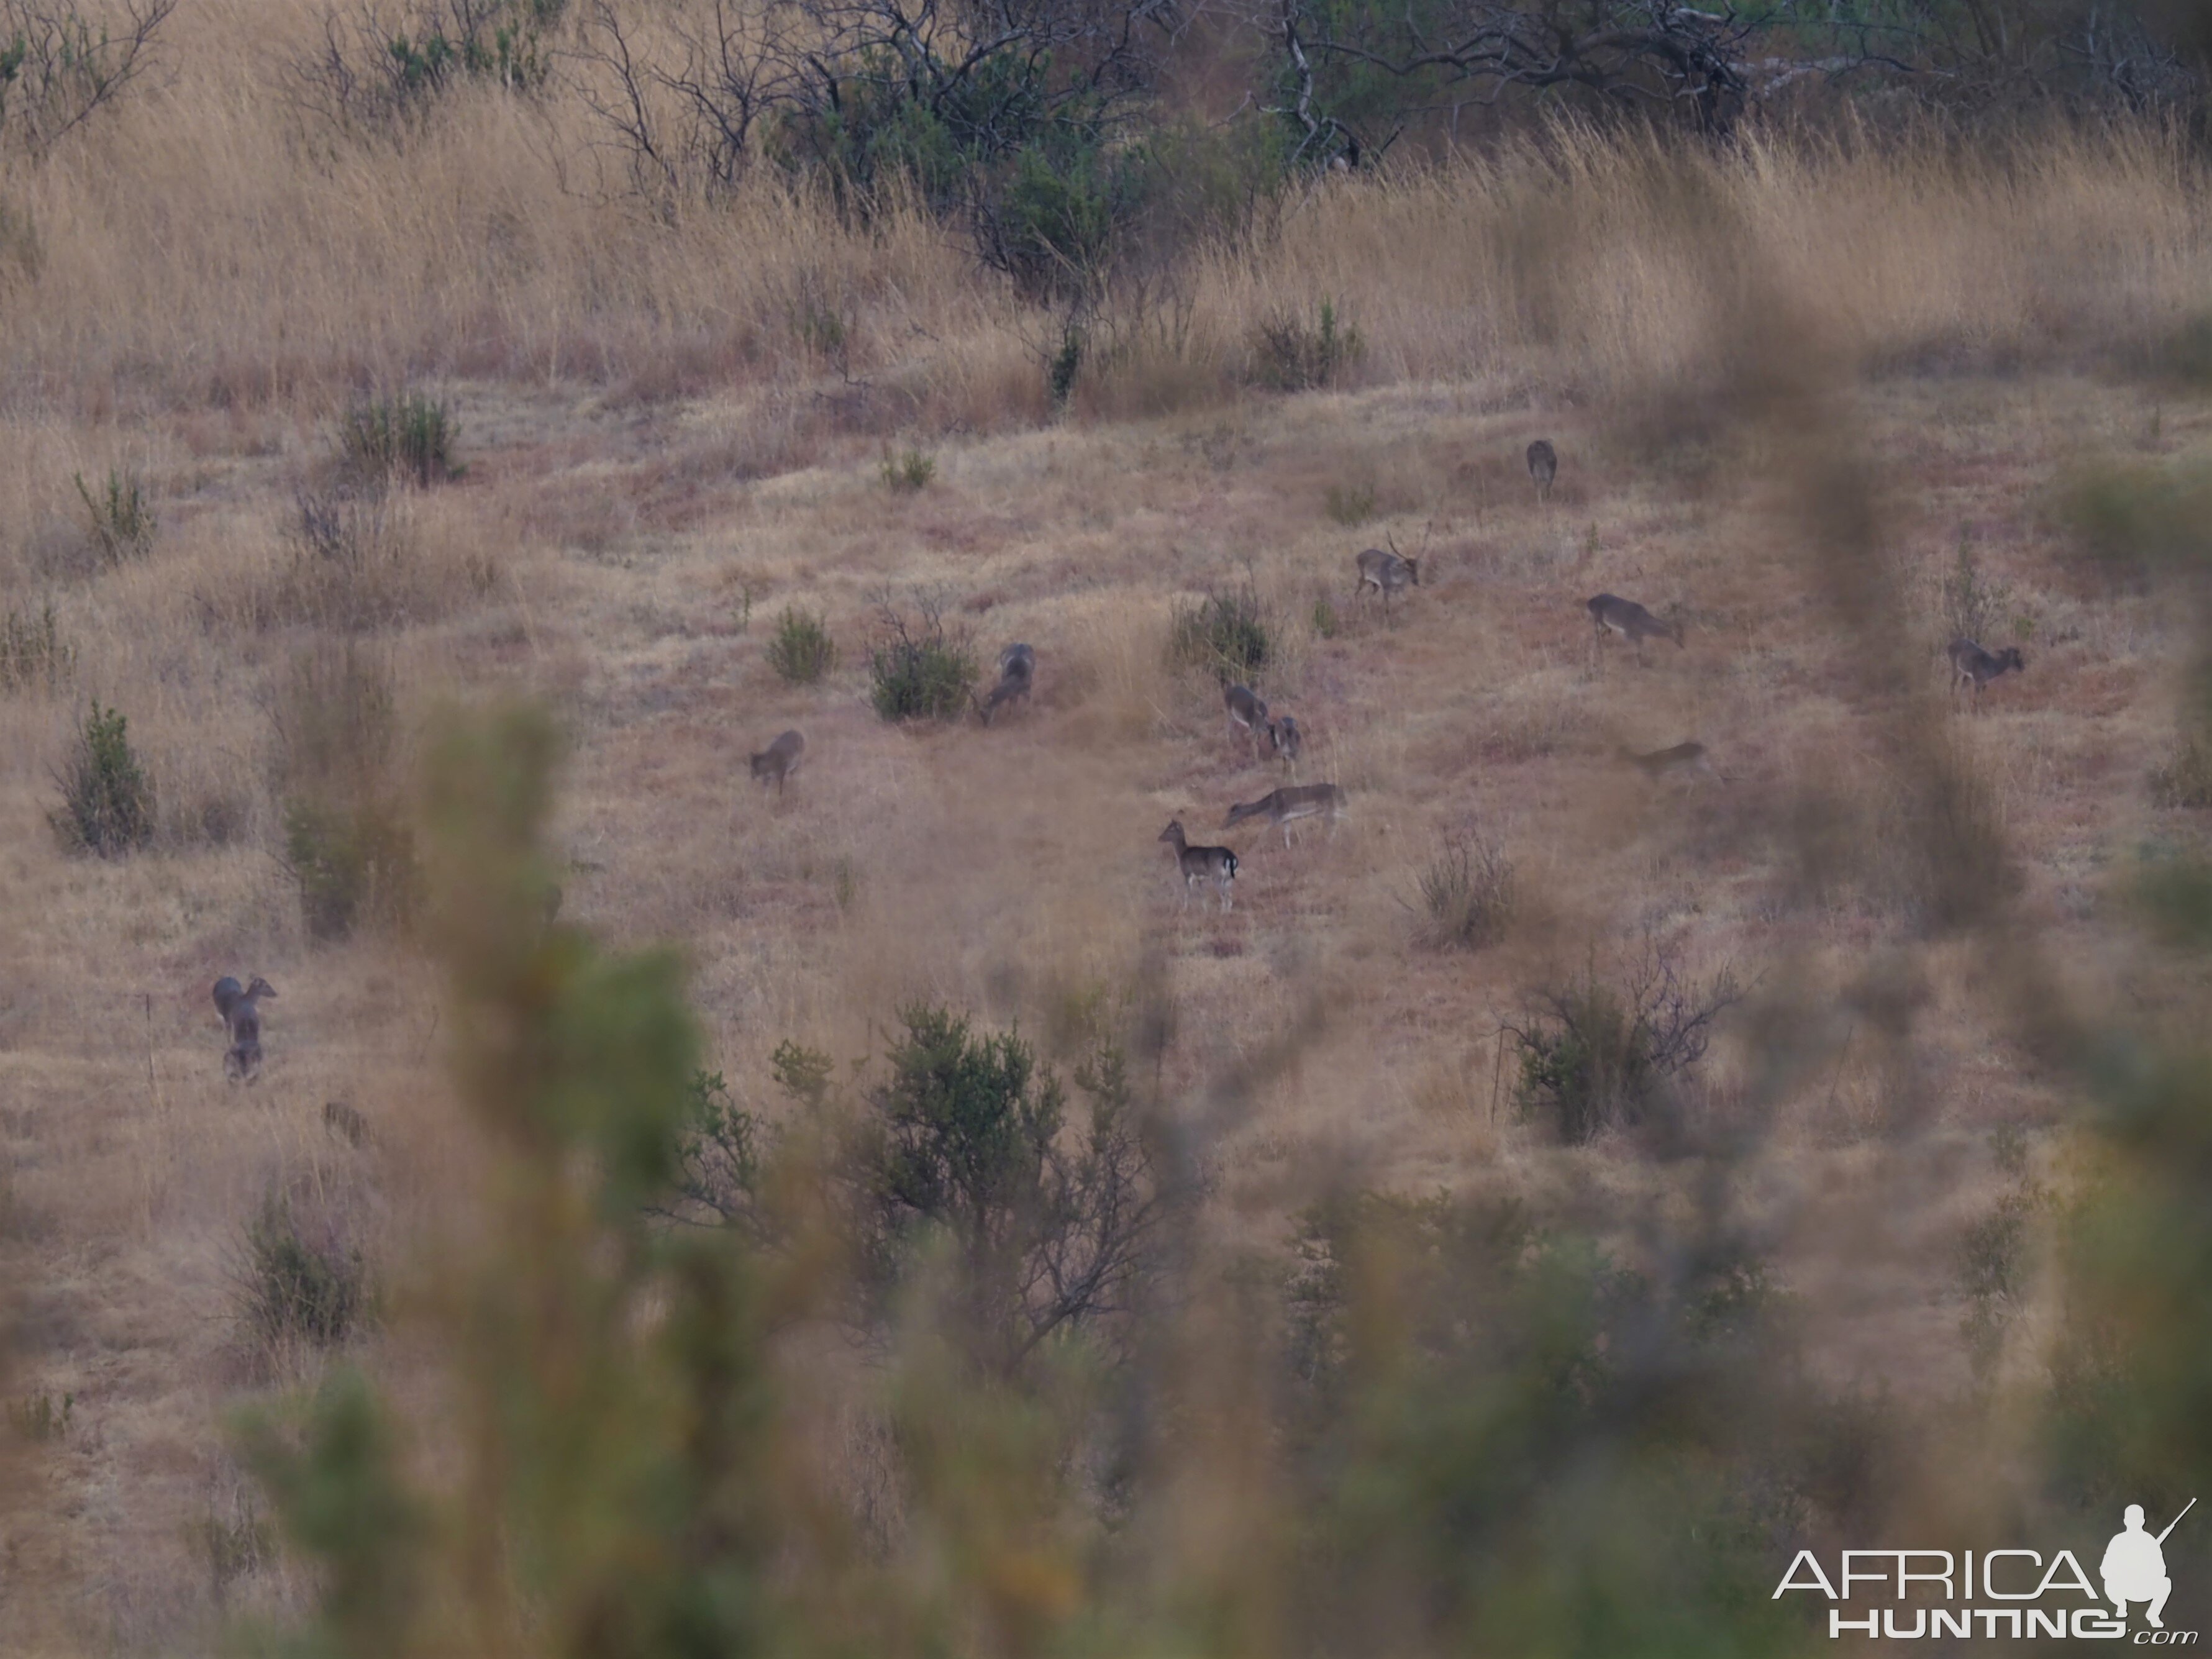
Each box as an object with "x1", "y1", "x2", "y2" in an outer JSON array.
[
  {"x1": 1049, "y1": 323, "x2": 1084, "y2": 407},
  {"x1": 881, "y1": 447, "x2": 937, "y2": 491},
  {"x1": 0, "y1": 602, "x2": 73, "y2": 693},
  {"x1": 290, "y1": 0, "x2": 560, "y2": 130},
  {"x1": 1168, "y1": 586, "x2": 1272, "y2": 680},
  {"x1": 267, "y1": 489, "x2": 478, "y2": 633},
  {"x1": 273, "y1": 647, "x2": 419, "y2": 939},
  {"x1": 1249, "y1": 299, "x2": 1360, "y2": 393},
  {"x1": 767, "y1": 607, "x2": 837, "y2": 683},
  {"x1": 1957, "y1": 1183, "x2": 2048, "y2": 1379},
  {"x1": 74, "y1": 467, "x2": 156, "y2": 564},
  {"x1": 7, "y1": 1391, "x2": 71, "y2": 1443},
  {"x1": 869, "y1": 600, "x2": 978, "y2": 722},
  {"x1": 2150, "y1": 737, "x2": 2212, "y2": 808},
  {"x1": 284, "y1": 797, "x2": 421, "y2": 941},
  {"x1": 340, "y1": 393, "x2": 460, "y2": 488},
  {"x1": 850, "y1": 1008, "x2": 1165, "y2": 1373},
  {"x1": 50, "y1": 701, "x2": 155, "y2": 858},
  {"x1": 291, "y1": 486, "x2": 386, "y2": 568},
  {"x1": 1311, "y1": 597, "x2": 1340, "y2": 639},
  {"x1": 668, "y1": 1070, "x2": 771, "y2": 1238},
  {"x1": 239, "y1": 1193, "x2": 366, "y2": 1350},
  {"x1": 188, "y1": 1491, "x2": 274, "y2": 1607},
  {"x1": 1506, "y1": 943, "x2": 1739, "y2": 1144},
  {"x1": 2059, "y1": 459, "x2": 2212, "y2": 581},
  {"x1": 1324, "y1": 480, "x2": 1377, "y2": 525},
  {"x1": 1416, "y1": 832, "x2": 1516, "y2": 952}
]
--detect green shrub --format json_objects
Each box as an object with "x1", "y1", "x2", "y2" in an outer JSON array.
[
  {"x1": 289, "y1": 0, "x2": 561, "y2": 130},
  {"x1": 850, "y1": 1007, "x2": 1163, "y2": 1373},
  {"x1": 0, "y1": 601, "x2": 73, "y2": 693},
  {"x1": 1049, "y1": 322, "x2": 1085, "y2": 407},
  {"x1": 881, "y1": 447, "x2": 937, "y2": 491},
  {"x1": 1311, "y1": 597, "x2": 1340, "y2": 639},
  {"x1": 869, "y1": 601, "x2": 978, "y2": 721},
  {"x1": 1506, "y1": 945, "x2": 1738, "y2": 1144},
  {"x1": 1168, "y1": 586, "x2": 1271, "y2": 680},
  {"x1": 1958, "y1": 1183, "x2": 2049, "y2": 1379},
  {"x1": 273, "y1": 647, "x2": 419, "y2": 939},
  {"x1": 50, "y1": 700, "x2": 154, "y2": 857},
  {"x1": 189, "y1": 1493, "x2": 275, "y2": 1607},
  {"x1": 1249, "y1": 299, "x2": 1360, "y2": 392},
  {"x1": 2059, "y1": 458, "x2": 2212, "y2": 580},
  {"x1": 767, "y1": 607, "x2": 837, "y2": 683},
  {"x1": 2151, "y1": 737, "x2": 2212, "y2": 808},
  {"x1": 341, "y1": 393, "x2": 460, "y2": 488},
  {"x1": 667, "y1": 1070, "x2": 770, "y2": 1237},
  {"x1": 7, "y1": 1391, "x2": 71, "y2": 1443},
  {"x1": 284, "y1": 797, "x2": 421, "y2": 941},
  {"x1": 74, "y1": 467, "x2": 155, "y2": 564},
  {"x1": 1416, "y1": 832, "x2": 1516, "y2": 952},
  {"x1": 240, "y1": 1193, "x2": 366, "y2": 1350}
]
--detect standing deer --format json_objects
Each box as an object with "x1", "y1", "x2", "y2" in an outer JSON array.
[
  {"x1": 1224, "y1": 683, "x2": 1270, "y2": 754},
  {"x1": 1159, "y1": 820, "x2": 1238, "y2": 911},
  {"x1": 1354, "y1": 540, "x2": 1420, "y2": 618},
  {"x1": 212, "y1": 975, "x2": 277, "y2": 1082},
  {"x1": 750, "y1": 729, "x2": 806, "y2": 794},
  {"x1": 1947, "y1": 637, "x2": 2025, "y2": 708},
  {"x1": 980, "y1": 643, "x2": 1036, "y2": 724},
  {"x1": 1527, "y1": 439, "x2": 1558, "y2": 502}
]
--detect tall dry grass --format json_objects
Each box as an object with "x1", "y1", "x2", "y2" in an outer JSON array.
[{"x1": 0, "y1": 2, "x2": 2205, "y2": 426}]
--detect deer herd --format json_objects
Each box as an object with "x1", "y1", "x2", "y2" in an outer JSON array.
[{"x1": 213, "y1": 434, "x2": 2029, "y2": 1071}]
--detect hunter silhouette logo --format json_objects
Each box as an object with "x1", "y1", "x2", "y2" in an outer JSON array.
[
  {"x1": 1775, "y1": 1498, "x2": 2200, "y2": 1642},
  {"x1": 2105, "y1": 1500, "x2": 2193, "y2": 1631}
]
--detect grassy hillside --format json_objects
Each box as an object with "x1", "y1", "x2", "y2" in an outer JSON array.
[{"x1": 5, "y1": 5, "x2": 2212, "y2": 1653}]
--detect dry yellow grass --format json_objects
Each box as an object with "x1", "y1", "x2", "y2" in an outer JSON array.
[{"x1": 2, "y1": 5, "x2": 2210, "y2": 1650}]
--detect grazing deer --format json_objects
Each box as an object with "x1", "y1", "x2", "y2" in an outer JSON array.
[
  {"x1": 980, "y1": 642, "x2": 1035, "y2": 725},
  {"x1": 212, "y1": 975, "x2": 276, "y2": 1082},
  {"x1": 1223, "y1": 783, "x2": 1347, "y2": 848},
  {"x1": 1224, "y1": 683, "x2": 1269, "y2": 753},
  {"x1": 1354, "y1": 540, "x2": 1420, "y2": 617},
  {"x1": 1263, "y1": 714, "x2": 1303, "y2": 774},
  {"x1": 1621, "y1": 741, "x2": 1725, "y2": 784},
  {"x1": 1527, "y1": 439, "x2": 1558, "y2": 502},
  {"x1": 1946, "y1": 637, "x2": 2025, "y2": 708},
  {"x1": 749, "y1": 729, "x2": 806, "y2": 794},
  {"x1": 1586, "y1": 593, "x2": 1683, "y2": 662},
  {"x1": 1159, "y1": 820, "x2": 1238, "y2": 911}
]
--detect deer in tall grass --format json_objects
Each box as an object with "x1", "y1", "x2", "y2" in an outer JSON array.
[
  {"x1": 750, "y1": 729, "x2": 806, "y2": 794},
  {"x1": 1527, "y1": 439, "x2": 1558, "y2": 502},
  {"x1": 1947, "y1": 637, "x2": 2025, "y2": 709},
  {"x1": 212, "y1": 975, "x2": 276, "y2": 1082},
  {"x1": 980, "y1": 643, "x2": 1035, "y2": 724}
]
